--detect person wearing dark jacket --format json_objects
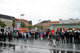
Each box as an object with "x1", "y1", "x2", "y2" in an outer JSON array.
[
  {"x1": 61, "y1": 31, "x2": 65, "y2": 43},
  {"x1": 3, "y1": 32, "x2": 6, "y2": 41},
  {"x1": 8, "y1": 32, "x2": 12, "y2": 41},
  {"x1": 35, "y1": 31, "x2": 38, "y2": 40},
  {"x1": 69, "y1": 31, "x2": 75, "y2": 43},
  {"x1": 64, "y1": 31, "x2": 69, "y2": 43},
  {"x1": 74, "y1": 31, "x2": 79, "y2": 44},
  {"x1": 78, "y1": 31, "x2": 80, "y2": 43}
]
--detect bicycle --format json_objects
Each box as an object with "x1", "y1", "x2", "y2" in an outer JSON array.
[{"x1": 48, "y1": 38, "x2": 61, "y2": 46}]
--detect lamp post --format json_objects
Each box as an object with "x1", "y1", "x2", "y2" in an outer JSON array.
[
  {"x1": 38, "y1": 20, "x2": 41, "y2": 32},
  {"x1": 20, "y1": 14, "x2": 24, "y2": 28}
]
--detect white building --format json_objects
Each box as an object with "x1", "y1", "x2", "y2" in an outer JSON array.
[
  {"x1": 59, "y1": 18, "x2": 80, "y2": 24},
  {"x1": 0, "y1": 14, "x2": 15, "y2": 31}
]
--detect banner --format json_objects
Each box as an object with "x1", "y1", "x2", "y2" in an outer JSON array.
[
  {"x1": 51, "y1": 29, "x2": 55, "y2": 34},
  {"x1": 72, "y1": 27, "x2": 75, "y2": 31}
]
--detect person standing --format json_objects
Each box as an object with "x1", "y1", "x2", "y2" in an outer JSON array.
[
  {"x1": 24, "y1": 32, "x2": 27, "y2": 41},
  {"x1": 8, "y1": 31, "x2": 12, "y2": 41},
  {"x1": 61, "y1": 31, "x2": 65, "y2": 43},
  {"x1": 40, "y1": 32, "x2": 43, "y2": 40},
  {"x1": 46, "y1": 29, "x2": 50, "y2": 39},
  {"x1": 16, "y1": 32, "x2": 19, "y2": 40},
  {"x1": 52, "y1": 32, "x2": 57, "y2": 47},
  {"x1": 13, "y1": 31, "x2": 16, "y2": 39},
  {"x1": 35, "y1": 31, "x2": 37, "y2": 39},
  {"x1": 26, "y1": 32, "x2": 29, "y2": 39},
  {"x1": 78, "y1": 31, "x2": 80, "y2": 43}
]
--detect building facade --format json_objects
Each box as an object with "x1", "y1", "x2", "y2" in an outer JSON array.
[
  {"x1": 0, "y1": 14, "x2": 15, "y2": 30},
  {"x1": 59, "y1": 18, "x2": 80, "y2": 24},
  {"x1": 50, "y1": 19, "x2": 80, "y2": 30},
  {"x1": 16, "y1": 18, "x2": 32, "y2": 28},
  {"x1": 36, "y1": 20, "x2": 59, "y2": 31},
  {"x1": 49, "y1": 24, "x2": 80, "y2": 30}
]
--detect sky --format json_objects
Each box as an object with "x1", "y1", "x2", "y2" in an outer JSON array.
[{"x1": 0, "y1": 0, "x2": 80, "y2": 25}]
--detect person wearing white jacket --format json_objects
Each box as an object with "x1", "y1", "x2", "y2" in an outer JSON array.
[{"x1": 24, "y1": 32, "x2": 27, "y2": 41}]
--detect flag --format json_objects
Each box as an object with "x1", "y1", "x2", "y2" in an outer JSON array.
[
  {"x1": 20, "y1": 14, "x2": 24, "y2": 16},
  {"x1": 72, "y1": 27, "x2": 75, "y2": 31},
  {"x1": 41, "y1": 33, "x2": 43, "y2": 38},
  {"x1": 63, "y1": 28, "x2": 67, "y2": 31},
  {"x1": 51, "y1": 29, "x2": 55, "y2": 34},
  {"x1": 75, "y1": 28, "x2": 77, "y2": 30},
  {"x1": 20, "y1": 30, "x2": 23, "y2": 34}
]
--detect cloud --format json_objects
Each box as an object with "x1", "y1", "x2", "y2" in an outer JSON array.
[{"x1": 0, "y1": 0, "x2": 80, "y2": 25}]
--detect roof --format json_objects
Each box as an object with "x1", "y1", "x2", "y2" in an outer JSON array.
[
  {"x1": 48, "y1": 21, "x2": 59, "y2": 23},
  {"x1": 0, "y1": 14, "x2": 15, "y2": 20},
  {"x1": 51, "y1": 23, "x2": 80, "y2": 26},
  {"x1": 35, "y1": 20, "x2": 59, "y2": 26},
  {"x1": 40, "y1": 20, "x2": 50, "y2": 23},
  {"x1": 16, "y1": 18, "x2": 28, "y2": 22}
]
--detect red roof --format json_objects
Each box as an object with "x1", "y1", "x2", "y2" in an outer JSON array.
[
  {"x1": 16, "y1": 18, "x2": 28, "y2": 22},
  {"x1": 48, "y1": 21, "x2": 59, "y2": 23}
]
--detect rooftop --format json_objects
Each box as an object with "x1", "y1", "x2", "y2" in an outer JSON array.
[
  {"x1": 48, "y1": 21, "x2": 59, "y2": 23},
  {"x1": 16, "y1": 18, "x2": 28, "y2": 22},
  {"x1": 0, "y1": 14, "x2": 15, "y2": 20}
]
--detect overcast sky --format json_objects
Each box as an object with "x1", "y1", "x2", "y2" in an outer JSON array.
[{"x1": 0, "y1": 0, "x2": 80, "y2": 25}]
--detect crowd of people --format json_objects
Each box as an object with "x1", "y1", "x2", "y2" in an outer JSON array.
[{"x1": 0, "y1": 29, "x2": 80, "y2": 44}]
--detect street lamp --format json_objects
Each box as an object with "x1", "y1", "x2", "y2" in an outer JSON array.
[
  {"x1": 38, "y1": 20, "x2": 41, "y2": 32},
  {"x1": 20, "y1": 14, "x2": 24, "y2": 28}
]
